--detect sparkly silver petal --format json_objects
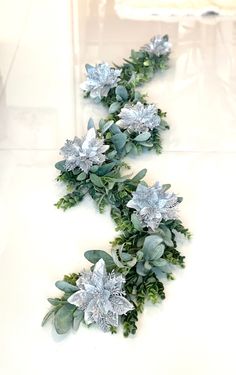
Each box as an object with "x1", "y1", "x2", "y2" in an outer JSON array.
[
  {"x1": 127, "y1": 182, "x2": 179, "y2": 230},
  {"x1": 141, "y1": 35, "x2": 171, "y2": 57},
  {"x1": 67, "y1": 259, "x2": 133, "y2": 332},
  {"x1": 60, "y1": 127, "x2": 109, "y2": 173},
  {"x1": 81, "y1": 62, "x2": 121, "y2": 101},
  {"x1": 116, "y1": 101, "x2": 160, "y2": 134}
]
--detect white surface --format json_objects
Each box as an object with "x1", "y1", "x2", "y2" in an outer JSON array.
[{"x1": 1, "y1": 1, "x2": 236, "y2": 374}]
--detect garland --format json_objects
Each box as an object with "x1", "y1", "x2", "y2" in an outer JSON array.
[{"x1": 42, "y1": 35, "x2": 191, "y2": 337}]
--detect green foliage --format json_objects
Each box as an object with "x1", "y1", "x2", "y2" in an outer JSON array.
[{"x1": 43, "y1": 36, "x2": 192, "y2": 337}]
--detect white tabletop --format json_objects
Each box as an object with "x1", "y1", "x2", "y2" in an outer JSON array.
[{"x1": 0, "y1": 1, "x2": 236, "y2": 374}]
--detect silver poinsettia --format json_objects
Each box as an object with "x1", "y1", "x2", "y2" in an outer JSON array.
[
  {"x1": 80, "y1": 62, "x2": 121, "y2": 101},
  {"x1": 127, "y1": 182, "x2": 179, "y2": 231},
  {"x1": 68, "y1": 259, "x2": 133, "y2": 332},
  {"x1": 60, "y1": 128, "x2": 109, "y2": 173},
  {"x1": 141, "y1": 35, "x2": 171, "y2": 57},
  {"x1": 116, "y1": 101, "x2": 160, "y2": 133}
]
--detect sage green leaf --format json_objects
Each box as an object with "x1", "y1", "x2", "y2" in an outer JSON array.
[
  {"x1": 101, "y1": 120, "x2": 114, "y2": 134},
  {"x1": 55, "y1": 281, "x2": 78, "y2": 293},
  {"x1": 54, "y1": 303, "x2": 75, "y2": 335},
  {"x1": 76, "y1": 172, "x2": 87, "y2": 181},
  {"x1": 131, "y1": 168, "x2": 147, "y2": 182},
  {"x1": 136, "y1": 261, "x2": 148, "y2": 276},
  {"x1": 96, "y1": 162, "x2": 116, "y2": 176},
  {"x1": 111, "y1": 133, "x2": 127, "y2": 151},
  {"x1": 89, "y1": 165, "x2": 99, "y2": 173},
  {"x1": 47, "y1": 298, "x2": 64, "y2": 306},
  {"x1": 87, "y1": 118, "x2": 95, "y2": 129},
  {"x1": 152, "y1": 258, "x2": 168, "y2": 267},
  {"x1": 134, "y1": 132, "x2": 151, "y2": 142},
  {"x1": 142, "y1": 235, "x2": 163, "y2": 260},
  {"x1": 55, "y1": 160, "x2": 66, "y2": 172},
  {"x1": 109, "y1": 102, "x2": 121, "y2": 114},
  {"x1": 89, "y1": 173, "x2": 104, "y2": 188},
  {"x1": 115, "y1": 85, "x2": 128, "y2": 101},
  {"x1": 131, "y1": 213, "x2": 143, "y2": 231},
  {"x1": 42, "y1": 307, "x2": 57, "y2": 326},
  {"x1": 84, "y1": 250, "x2": 115, "y2": 271},
  {"x1": 110, "y1": 123, "x2": 121, "y2": 134},
  {"x1": 139, "y1": 142, "x2": 153, "y2": 147},
  {"x1": 125, "y1": 142, "x2": 133, "y2": 153},
  {"x1": 73, "y1": 309, "x2": 84, "y2": 331}
]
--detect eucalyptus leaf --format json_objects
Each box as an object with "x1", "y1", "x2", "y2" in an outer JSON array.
[
  {"x1": 89, "y1": 173, "x2": 104, "y2": 188},
  {"x1": 131, "y1": 213, "x2": 143, "y2": 231},
  {"x1": 109, "y1": 102, "x2": 121, "y2": 114},
  {"x1": 84, "y1": 250, "x2": 115, "y2": 271},
  {"x1": 136, "y1": 261, "x2": 148, "y2": 276},
  {"x1": 115, "y1": 85, "x2": 128, "y2": 101},
  {"x1": 47, "y1": 298, "x2": 64, "y2": 306},
  {"x1": 73, "y1": 309, "x2": 84, "y2": 331},
  {"x1": 55, "y1": 160, "x2": 66, "y2": 172},
  {"x1": 142, "y1": 235, "x2": 163, "y2": 260},
  {"x1": 42, "y1": 307, "x2": 57, "y2": 326},
  {"x1": 110, "y1": 124, "x2": 121, "y2": 134},
  {"x1": 131, "y1": 168, "x2": 147, "y2": 182},
  {"x1": 55, "y1": 281, "x2": 78, "y2": 293},
  {"x1": 54, "y1": 303, "x2": 75, "y2": 334},
  {"x1": 134, "y1": 132, "x2": 151, "y2": 142},
  {"x1": 76, "y1": 172, "x2": 87, "y2": 181},
  {"x1": 96, "y1": 162, "x2": 116, "y2": 176},
  {"x1": 111, "y1": 133, "x2": 127, "y2": 151},
  {"x1": 101, "y1": 120, "x2": 114, "y2": 134},
  {"x1": 87, "y1": 118, "x2": 95, "y2": 130}
]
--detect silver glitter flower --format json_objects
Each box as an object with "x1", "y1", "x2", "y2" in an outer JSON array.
[
  {"x1": 60, "y1": 128, "x2": 109, "y2": 173},
  {"x1": 116, "y1": 101, "x2": 160, "y2": 133},
  {"x1": 141, "y1": 35, "x2": 171, "y2": 57},
  {"x1": 68, "y1": 259, "x2": 133, "y2": 332},
  {"x1": 127, "y1": 182, "x2": 179, "y2": 231},
  {"x1": 80, "y1": 63, "x2": 121, "y2": 101}
]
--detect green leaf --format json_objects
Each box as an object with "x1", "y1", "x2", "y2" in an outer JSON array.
[
  {"x1": 96, "y1": 162, "x2": 116, "y2": 176},
  {"x1": 115, "y1": 85, "x2": 128, "y2": 101},
  {"x1": 42, "y1": 307, "x2": 57, "y2": 326},
  {"x1": 76, "y1": 172, "x2": 87, "y2": 181},
  {"x1": 47, "y1": 298, "x2": 64, "y2": 306},
  {"x1": 110, "y1": 124, "x2": 121, "y2": 134},
  {"x1": 101, "y1": 120, "x2": 114, "y2": 134},
  {"x1": 139, "y1": 142, "x2": 153, "y2": 147},
  {"x1": 55, "y1": 281, "x2": 78, "y2": 293},
  {"x1": 134, "y1": 132, "x2": 151, "y2": 142},
  {"x1": 131, "y1": 168, "x2": 147, "y2": 182},
  {"x1": 73, "y1": 309, "x2": 84, "y2": 331},
  {"x1": 89, "y1": 173, "x2": 104, "y2": 188},
  {"x1": 131, "y1": 213, "x2": 143, "y2": 231},
  {"x1": 142, "y1": 235, "x2": 164, "y2": 260},
  {"x1": 111, "y1": 133, "x2": 127, "y2": 151},
  {"x1": 87, "y1": 118, "x2": 95, "y2": 129},
  {"x1": 54, "y1": 303, "x2": 75, "y2": 335},
  {"x1": 136, "y1": 261, "x2": 148, "y2": 276},
  {"x1": 84, "y1": 250, "x2": 115, "y2": 271},
  {"x1": 55, "y1": 160, "x2": 66, "y2": 172},
  {"x1": 109, "y1": 102, "x2": 121, "y2": 114}
]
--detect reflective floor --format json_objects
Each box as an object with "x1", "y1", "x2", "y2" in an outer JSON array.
[{"x1": 1, "y1": 1, "x2": 236, "y2": 374}]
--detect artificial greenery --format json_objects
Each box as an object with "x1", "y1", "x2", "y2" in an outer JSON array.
[{"x1": 43, "y1": 35, "x2": 191, "y2": 337}]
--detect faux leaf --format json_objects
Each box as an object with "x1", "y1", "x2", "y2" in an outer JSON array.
[
  {"x1": 96, "y1": 162, "x2": 116, "y2": 176},
  {"x1": 109, "y1": 102, "x2": 121, "y2": 114},
  {"x1": 142, "y1": 235, "x2": 163, "y2": 260},
  {"x1": 55, "y1": 280, "x2": 78, "y2": 293},
  {"x1": 115, "y1": 85, "x2": 128, "y2": 101},
  {"x1": 101, "y1": 120, "x2": 114, "y2": 134},
  {"x1": 55, "y1": 160, "x2": 66, "y2": 172},
  {"x1": 131, "y1": 213, "x2": 143, "y2": 231},
  {"x1": 89, "y1": 173, "x2": 104, "y2": 188},
  {"x1": 54, "y1": 303, "x2": 75, "y2": 334},
  {"x1": 84, "y1": 250, "x2": 115, "y2": 271},
  {"x1": 131, "y1": 168, "x2": 147, "y2": 182},
  {"x1": 73, "y1": 309, "x2": 84, "y2": 331},
  {"x1": 76, "y1": 172, "x2": 87, "y2": 181},
  {"x1": 87, "y1": 118, "x2": 95, "y2": 130},
  {"x1": 134, "y1": 132, "x2": 151, "y2": 142},
  {"x1": 111, "y1": 133, "x2": 127, "y2": 151}
]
